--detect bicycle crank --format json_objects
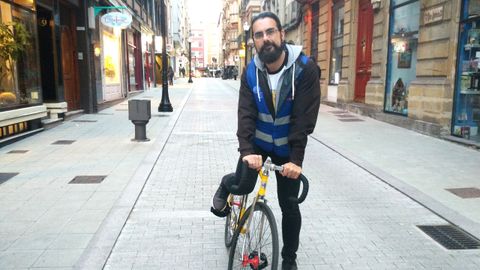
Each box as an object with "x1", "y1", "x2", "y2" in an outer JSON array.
[{"x1": 242, "y1": 251, "x2": 269, "y2": 269}]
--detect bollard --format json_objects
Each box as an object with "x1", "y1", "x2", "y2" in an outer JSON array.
[{"x1": 128, "y1": 99, "x2": 151, "y2": 141}]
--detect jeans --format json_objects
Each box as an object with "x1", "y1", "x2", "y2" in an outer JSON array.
[{"x1": 255, "y1": 148, "x2": 302, "y2": 262}]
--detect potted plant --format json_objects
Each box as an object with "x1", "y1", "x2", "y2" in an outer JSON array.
[{"x1": 0, "y1": 21, "x2": 30, "y2": 105}]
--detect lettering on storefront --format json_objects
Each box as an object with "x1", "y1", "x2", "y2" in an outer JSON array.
[
  {"x1": 423, "y1": 5, "x2": 444, "y2": 25},
  {"x1": 101, "y1": 12, "x2": 132, "y2": 29}
]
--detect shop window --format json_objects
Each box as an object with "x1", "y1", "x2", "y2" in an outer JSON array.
[
  {"x1": 453, "y1": 0, "x2": 480, "y2": 142},
  {"x1": 13, "y1": 0, "x2": 35, "y2": 10},
  {"x1": 384, "y1": 0, "x2": 419, "y2": 115},
  {"x1": 329, "y1": 1, "x2": 344, "y2": 85},
  {"x1": 0, "y1": 2, "x2": 42, "y2": 110}
]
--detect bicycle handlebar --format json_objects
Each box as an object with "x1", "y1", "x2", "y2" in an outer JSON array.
[
  {"x1": 264, "y1": 158, "x2": 309, "y2": 204},
  {"x1": 229, "y1": 158, "x2": 309, "y2": 204},
  {"x1": 290, "y1": 174, "x2": 309, "y2": 204}
]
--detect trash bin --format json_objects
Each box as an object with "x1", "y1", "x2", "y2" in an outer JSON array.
[{"x1": 128, "y1": 99, "x2": 151, "y2": 141}]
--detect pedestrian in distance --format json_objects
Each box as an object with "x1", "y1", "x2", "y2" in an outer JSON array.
[
  {"x1": 232, "y1": 66, "x2": 238, "y2": 80},
  {"x1": 167, "y1": 65, "x2": 174, "y2": 85},
  {"x1": 179, "y1": 64, "x2": 186, "y2": 78},
  {"x1": 211, "y1": 11, "x2": 321, "y2": 270}
]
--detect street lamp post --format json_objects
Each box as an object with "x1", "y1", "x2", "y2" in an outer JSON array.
[
  {"x1": 188, "y1": 36, "x2": 193, "y2": 83},
  {"x1": 243, "y1": 21, "x2": 250, "y2": 69},
  {"x1": 222, "y1": 44, "x2": 226, "y2": 71},
  {"x1": 158, "y1": 0, "x2": 172, "y2": 112}
]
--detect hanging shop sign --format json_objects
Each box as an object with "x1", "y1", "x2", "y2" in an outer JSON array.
[{"x1": 101, "y1": 12, "x2": 132, "y2": 28}]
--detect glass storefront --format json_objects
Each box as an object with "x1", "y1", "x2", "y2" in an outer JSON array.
[
  {"x1": 453, "y1": 0, "x2": 480, "y2": 142},
  {"x1": 329, "y1": 0, "x2": 344, "y2": 85},
  {"x1": 384, "y1": 0, "x2": 419, "y2": 115},
  {"x1": 101, "y1": 27, "x2": 123, "y2": 101},
  {"x1": 0, "y1": 1, "x2": 42, "y2": 111}
]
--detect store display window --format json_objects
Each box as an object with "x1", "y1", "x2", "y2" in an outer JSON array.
[
  {"x1": 384, "y1": 0, "x2": 419, "y2": 115},
  {"x1": 329, "y1": 0, "x2": 344, "y2": 85},
  {"x1": 0, "y1": 1, "x2": 42, "y2": 111},
  {"x1": 453, "y1": 0, "x2": 480, "y2": 142}
]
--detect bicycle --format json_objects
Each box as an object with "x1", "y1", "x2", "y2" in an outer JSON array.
[{"x1": 224, "y1": 157, "x2": 309, "y2": 270}]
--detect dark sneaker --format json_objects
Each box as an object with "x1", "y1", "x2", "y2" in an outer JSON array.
[
  {"x1": 282, "y1": 260, "x2": 298, "y2": 270},
  {"x1": 211, "y1": 183, "x2": 230, "y2": 217}
]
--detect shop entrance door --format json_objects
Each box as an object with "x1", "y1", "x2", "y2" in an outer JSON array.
[
  {"x1": 310, "y1": 2, "x2": 319, "y2": 61},
  {"x1": 101, "y1": 29, "x2": 123, "y2": 101},
  {"x1": 61, "y1": 24, "x2": 80, "y2": 110},
  {"x1": 354, "y1": 0, "x2": 373, "y2": 103}
]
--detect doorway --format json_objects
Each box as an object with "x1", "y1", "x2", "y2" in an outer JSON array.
[
  {"x1": 310, "y1": 2, "x2": 320, "y2": 62},
  {"x1": 354, "y1": 0, "x2": 373, "y2": 103},
  {"x1": 60, "y1": 4, "x2": 80, "y2": 110},
  {"x1": 37, "y1": 6, "x2": 56, "y2": 102}
]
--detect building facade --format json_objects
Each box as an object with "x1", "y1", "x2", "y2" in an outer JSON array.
[
  {"x1": 222, "y1": 0, "x2": 241, "y2": 71},
  {"x1": 169, "y1": 0, "x2": 188, "y2": 77},
  {"x1": 304, "y1": 0, "x2": 479, "y2": 146},
  {"x1": 0, "y1": 0, "x2": 162, "y2": 145},
  {"x1": 190, "y1": 28, "x2": 205, "y2": 76}
]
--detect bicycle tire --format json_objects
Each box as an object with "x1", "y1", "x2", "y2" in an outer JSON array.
[
  {"x1": 227, "y1": 202, "x2": 279, "y2": 270},
  {"x1": 225, "y1": 196, "x2": 243, "y2": 247}
]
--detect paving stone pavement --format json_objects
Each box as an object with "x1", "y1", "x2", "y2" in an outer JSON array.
[
  {"x1": 0, "y1": 81, "x2": 192, "y2": 269},
  {"x1": 102, "y1": 79, "x2": 480, "y2": 269}
]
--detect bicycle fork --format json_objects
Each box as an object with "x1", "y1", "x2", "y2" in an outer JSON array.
[{"x1": 239, "y1": 169, "x2": 270, "y2": 269}]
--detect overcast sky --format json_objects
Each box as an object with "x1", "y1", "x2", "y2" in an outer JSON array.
[{"x1": 186, "y1": 0, "x2": 222, "y2": 25}]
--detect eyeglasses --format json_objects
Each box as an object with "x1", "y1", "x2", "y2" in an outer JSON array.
[{"x1": 253, "y1": 28, "x2": 279, "y2": 40}]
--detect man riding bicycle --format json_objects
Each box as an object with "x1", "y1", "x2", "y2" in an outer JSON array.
[{"x1": 212, "y1": 11, "x2": 320, "y2": 270}]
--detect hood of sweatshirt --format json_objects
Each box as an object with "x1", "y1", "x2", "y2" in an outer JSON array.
[{"x1": 251, "y1": 44, "x2": 303, "y2": 103}]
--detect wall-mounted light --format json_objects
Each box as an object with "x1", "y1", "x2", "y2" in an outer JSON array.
[
  {"x1": 371, "y1": 0, "x2": 381, "y2": 12},
  {"x1": 94, "y1": 46, "x2": 101, "y2": 57}
]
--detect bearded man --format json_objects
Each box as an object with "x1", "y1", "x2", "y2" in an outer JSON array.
[{"x1": 212, "y1": 11, "x2": 321, "y2": 270}]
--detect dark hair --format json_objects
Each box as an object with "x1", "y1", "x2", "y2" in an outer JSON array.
[{"x1": 251, "y1": 12, "x2": 283, "y2": 32}]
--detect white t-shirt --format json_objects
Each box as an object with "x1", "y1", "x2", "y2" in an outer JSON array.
[{"x1": 267, "y1": 66, "x2": 286, "y2": 111}]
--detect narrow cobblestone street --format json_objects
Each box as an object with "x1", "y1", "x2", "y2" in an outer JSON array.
[{"x1": 100, "y1": 79, "x2": 480, "y2": 269}]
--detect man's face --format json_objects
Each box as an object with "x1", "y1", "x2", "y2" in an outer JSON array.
[{"x1": 252, "y1": 17, "x2": 284, "y2": 64}]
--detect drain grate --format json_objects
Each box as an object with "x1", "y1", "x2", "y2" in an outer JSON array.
[
  {"x1": 329, "y1": 110, "x2": 348, "y2": 114},
  {"x1": 52, "y1": 140, "x2": 76, "y2": 145},
  {"x1": 418, "y1": 225, "x2": 480, "y2": 250},
  {"x1": 335, "y1": 114, "x2": 355, "y2": 118},
  {"x1": 69, "y1": 175, "x2": 107, "y2": 184},
  {"x1": 116, "y1": 109, "x2": 128, "y2": 111},
  {"x1": 446, "y1": 187, "x2": 480, "y2": 199},
  {"x1": 72, "y1": 120, "x2": 98, "y2": 123},
  {"x1": 0, "y1": 173, "x2": 19, "y2": 184},
  {"x1": 96, "y1": 113, "x2": 114, "y2": 115},
  {"x1": 7, "y1": 150, "x2": 29, "y2": 154},
  {"x1": 338, "y1": 118, "x2": 364, "y2": 122}
]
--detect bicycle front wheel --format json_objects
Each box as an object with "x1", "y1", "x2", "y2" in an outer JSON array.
[{"x1": 228, "y1": 202, "x2": 279, "y2": 270}]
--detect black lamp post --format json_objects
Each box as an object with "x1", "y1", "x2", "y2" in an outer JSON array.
[
  {"x1": 158, "y1": 0, "x2": 172, "y2": 112},
  {"x1": 222, "y1": 44, "x2": 226, "y2": 70},
  {"x1": 188, "y1": 36, "x2": 193, "y2": 83},
  {"x1": 243, "y1": 21, "x2": 250, "y2": 69}
]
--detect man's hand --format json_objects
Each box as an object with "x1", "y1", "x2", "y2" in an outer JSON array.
[
  {"x1": 281, "y1": 162, "x2": 302, "y2": 179},
  {"x1": 242, "y1": 154, "x2": 263, "y2": 170}
]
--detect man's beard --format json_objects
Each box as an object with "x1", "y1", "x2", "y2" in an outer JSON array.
[{"x1": 258, "y1": 41, "x2": 283, "y2": 64}]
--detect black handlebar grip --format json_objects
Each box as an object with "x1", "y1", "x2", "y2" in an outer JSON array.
[{"x1": 289, "y1": 174, "x2": 309, "y2": 204}]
